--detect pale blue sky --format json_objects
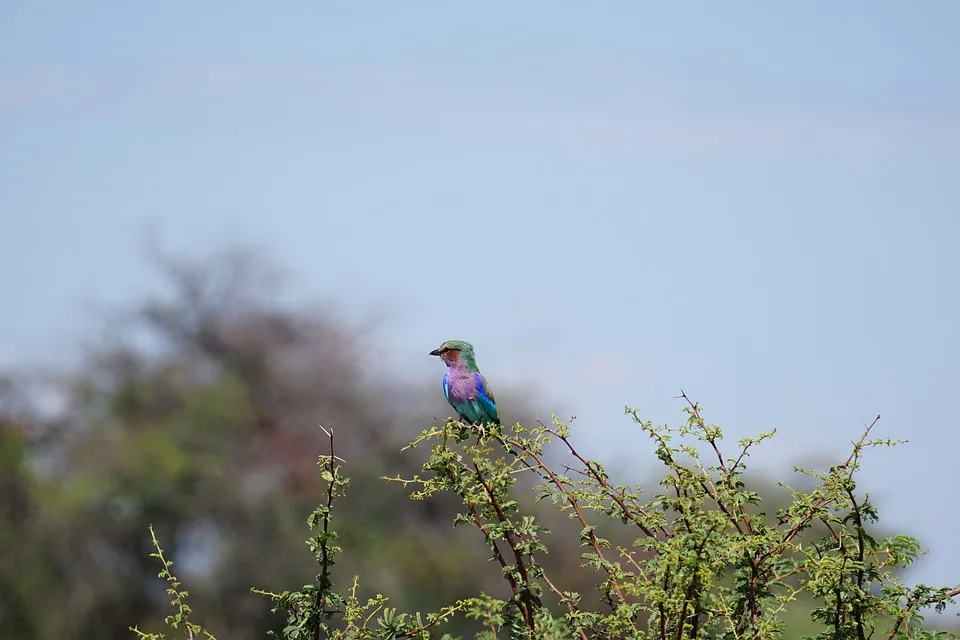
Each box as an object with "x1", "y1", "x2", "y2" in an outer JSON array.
[{"x1": 2, "y1": 2, "x2": 959, "y2": 589}]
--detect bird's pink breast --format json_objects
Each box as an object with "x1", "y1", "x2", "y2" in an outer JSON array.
[{"x1": 446, "y1": 368, "x2": 477, "y2": 402}]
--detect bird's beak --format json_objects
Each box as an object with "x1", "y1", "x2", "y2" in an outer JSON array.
[{"x1": 429, "y1": 348, "x2": 441, "y2": 356}]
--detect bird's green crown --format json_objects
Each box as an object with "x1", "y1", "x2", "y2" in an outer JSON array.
[
  {"x1": 435, "y1": 339, "x2": 474, "y2": 354},
  {"x1": 430, "y1": 339, "x2": 479, "y2": 369}
]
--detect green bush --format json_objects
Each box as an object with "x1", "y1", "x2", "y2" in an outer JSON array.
[{"x1": 132, "y1": 398, "x2": 959, "y2": 640}]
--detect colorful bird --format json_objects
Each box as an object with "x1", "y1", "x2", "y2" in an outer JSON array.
[{"x1": 429, "y1": 339, "x2": 501, "y2": 427}]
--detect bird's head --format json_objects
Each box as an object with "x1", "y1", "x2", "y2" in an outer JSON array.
[{"x1": 429, "y1": 339, "x2": 476, "y2": 366}]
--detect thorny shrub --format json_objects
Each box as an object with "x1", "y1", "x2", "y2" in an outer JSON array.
[{"x1": 132, "y1": 396, "x2": 959, "y2": 640}]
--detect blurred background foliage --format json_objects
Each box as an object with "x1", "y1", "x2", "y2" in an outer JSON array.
[{"x1": 0, "y1": 247, "x2": 955, "y2": 640}]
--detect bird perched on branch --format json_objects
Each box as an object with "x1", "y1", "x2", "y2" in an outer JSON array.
[{"x1": 429, "y1": 339, "x2": 501, "y2": 428}]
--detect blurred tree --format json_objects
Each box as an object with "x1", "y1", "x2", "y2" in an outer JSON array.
[
  {"x1": 0, "y1": 248, "x2": 543, "y2": 640},
  {"x1": 0, "y1": 378, "x2": 50, "y2": 640}
]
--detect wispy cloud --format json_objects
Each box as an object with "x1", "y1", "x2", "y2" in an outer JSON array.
[{"x1": 2, "y1": 60, "x2": 956, "y2": 158}]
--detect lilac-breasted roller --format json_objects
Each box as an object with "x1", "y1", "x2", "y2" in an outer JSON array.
[{"x1": 429, "y1": 339, "x2": 501, "y2": 427}]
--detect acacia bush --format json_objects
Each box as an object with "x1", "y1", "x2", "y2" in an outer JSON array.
[{"x1": 133, "y1": 398, "x2": 959, "y2": 640}]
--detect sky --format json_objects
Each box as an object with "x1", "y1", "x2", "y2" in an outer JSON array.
[{"x1": 2, "y1": 2, "x2": 959, "y2": 590}]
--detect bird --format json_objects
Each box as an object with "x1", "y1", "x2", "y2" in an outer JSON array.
[{"x1": 429, "y1": 339, "x2": 501, "y2": 427}]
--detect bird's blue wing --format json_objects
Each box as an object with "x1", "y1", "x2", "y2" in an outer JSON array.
[
  {"x1": 474, "y1": 373, "x2": 501, "y2": 425},
  {"x1": 442, "y1": 372, "x2": 451, "y2": 405}
]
